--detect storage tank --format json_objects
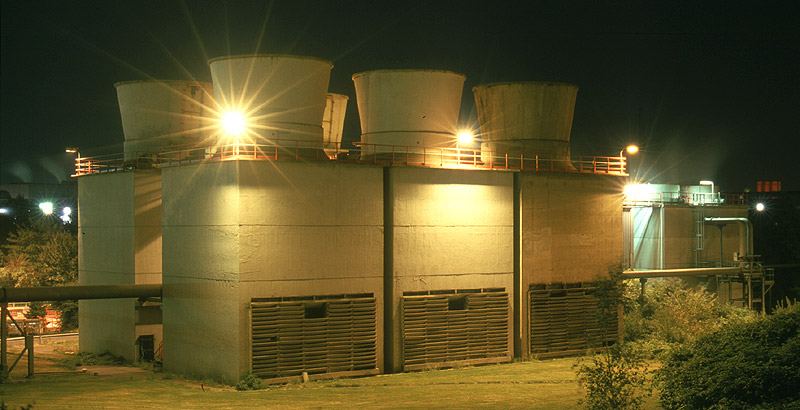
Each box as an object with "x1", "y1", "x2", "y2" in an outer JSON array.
[
  {"x1": 115, "y1": 80, "x2": 214, "y2": 158},
  {"x1": 208, "y1": 54, "x2": 332, "y2": 149},
  {"x1": 352, "y1": 70, "x2": 465, "y2": 161},
  {"x1": 322, "y1": 93, "x2": 349, "y2": 158},
  {"x1": 473, "y1": 82, "x2": 578, "y2": 162}
]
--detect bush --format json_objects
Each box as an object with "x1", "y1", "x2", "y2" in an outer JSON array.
[
  {"x1": 236, "y1": 372, "x2": 264, "y2": 391},
  {"x1": 623, "y1": 278, "x2": 754, "y2": 357},
  {"x1": 60, "y1": 350, "x2": 127, "y2": 369},
  {"x1": 575, "y1": 343, "x2": 651, "y2": 410},
  {"x1": 656, "y1": 302, "x2": 800, "y2": 409}
]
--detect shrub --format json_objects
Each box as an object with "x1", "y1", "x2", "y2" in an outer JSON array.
[
  {"x1": 575, "y1": 343, "x2": 651, "y2": 410},
  {"x1": 656, "y1": 302, "x2": 800, "y2": 409},
  {"x1": 623, "y1": 278, "x2": 754, "y2": 357},
  {"x1": 236, "y1": 372, "x2": 264, "y2": 391},
  {"x1": 60, "y1": 350, "x2": 127, "y2": 369}
]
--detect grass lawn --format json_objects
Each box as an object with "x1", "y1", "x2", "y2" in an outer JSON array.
[{"x1": 0, "y1": 339, "x2": 663, "y2": 410}]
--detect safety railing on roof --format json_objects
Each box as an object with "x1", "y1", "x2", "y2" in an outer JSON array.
[
  {"x1": 73, "y1": 139, "x2": 627, "y2": 176},
  {"x1": 623, "y1": 191, "x2": 749, "y2": 207}
]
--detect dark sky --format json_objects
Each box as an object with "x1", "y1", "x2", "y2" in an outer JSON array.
[{"x1": 1, "y1": 1, "x2": 798, "y2": 191}]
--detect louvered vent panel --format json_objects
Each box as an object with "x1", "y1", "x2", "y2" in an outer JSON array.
[
  {"x1": 529, "y1": 284, "x2": 618, "y2": 354},
  {"x1": 402, "y1": 290, "x2": 509, "y2": 367},
  {"x1": 251, "y1": 297, "x2": 377, "y2": 379}
]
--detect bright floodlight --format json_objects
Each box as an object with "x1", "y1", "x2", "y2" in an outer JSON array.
[
  {"x1": 221, "y1": 111, "x2": 246, "y2": 135},
  {"x1": 755, "y1": 203, "x2": 765, "y2": 212},
  {"x1": 0, "y1": 207, "x2": 9, "y2": 215},
  {"x1": 39, "y1": 202, "x2": 54, "y2": 215},
  {"x1": 457, "y1": 131, "x2": 474, "y2": 145},
  {"x1": 63, "y1": 207, "x2": 72, "y2": 216},
  {"x1": 625, "y1": 145, "x2": 639, "y2": 155}
]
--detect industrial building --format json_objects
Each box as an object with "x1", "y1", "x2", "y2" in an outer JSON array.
[{"x1": 74, "y1": 54, "x2": 751, "y2": 383}]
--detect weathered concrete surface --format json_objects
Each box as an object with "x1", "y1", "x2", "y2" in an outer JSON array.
[
  {"x1": 237, "y1": 161, "x2": 384, "y2": 375},
  {"x1": 79, "y1": 170, "x2": 164, "y2": 361},
  {"x1": 161, "y1": 161, "x2": 240, "y2": 382},
  {"x1": 78, "y1": 172, "x2": 136, "y2": 361},
  {"x1": 162, "y1": 160, "x2": 384, "y2": 382},
  {"x1": 387, "y1": 167, "x2": 514, "y2": 372},
  {"x1": 519, "y1": 172, "x2": 623, "y2": 358}
]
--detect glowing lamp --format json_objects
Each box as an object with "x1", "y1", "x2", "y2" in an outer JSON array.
[
  {"x1": 620, "y1": 144, "x2": 639, "y2": 156},
  {"x1": 755, "y1": 203, "x2": 765, "y2": 212},
  {"x1": 63, "y1": 207, "x2": 72, "y2": 216},
  {"x1": 221, "y1": 111, "x2": 246, "y2": 135},
  {"x1": 457, "y1": 131, "x2": 474, "y2": 146},
  {"x1": 39, "y1": 202, "x2": 54, "y2": 215}
]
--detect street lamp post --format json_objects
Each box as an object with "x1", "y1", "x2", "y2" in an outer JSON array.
[{"x1": 620, "y1": 144, "x2": 639, "y2": 175}]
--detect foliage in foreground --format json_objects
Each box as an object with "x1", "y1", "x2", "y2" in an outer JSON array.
[
  {"x1": 623, "y1": 278, "x2": 754, "y2": 357},
  {"x1": 657, "y1": 302, "x2": 800, "y2": 410},
  {"x1": 236, "y1": 372, "x2": 265, "y2": 390},
  {"x1": 575, "y1": 267, "x2": 651, "y2": 410},
  {"x1": 59, "y1": 350, "x2": 128, "y2": 370},
  {"x1": 575, "y1": 344, "x2": 651, "y2": 410}
]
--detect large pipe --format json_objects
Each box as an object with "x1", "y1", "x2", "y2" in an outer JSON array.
[
  {"x1": 623, "y1": 267, "x2": 741, "y2": 279},
  {"x1": 703, "y1": 217, "x2": 753, "y2": 257},
  {"x1": 1, "y1": 284, "x2": 162, "y2": 303}
]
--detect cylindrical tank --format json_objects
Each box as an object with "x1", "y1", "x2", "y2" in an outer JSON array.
[
  {"x1": 208, "y1": 54, "x2": 332, "y2": 148},
  {"x1": 322, "y1": 93, "x2": 349, "y2": 158},
  {"x1": 352, "y1": 70, "x2": 465, "y2": 160},
  {"x1": 473, "y1": 82, "x2": 578, "y2": 160},
  {"x1": 115, "y1": 80, "x2": 214, "y2": 158}
]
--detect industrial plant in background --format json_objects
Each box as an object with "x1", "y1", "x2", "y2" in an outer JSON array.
[{"x1": 64, "y1": 54, "x2": 758, "y2": 383}]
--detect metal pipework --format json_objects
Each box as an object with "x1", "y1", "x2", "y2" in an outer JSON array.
[
  {"x1": 703, "y1": 217, "x2": 753, "y2": 257},
  {"x1": 623, "y1": 266, "x2": 741, "y2": 279},
  {"x1": 1, "y1": 284, "x2": 162, "y2": 303}
]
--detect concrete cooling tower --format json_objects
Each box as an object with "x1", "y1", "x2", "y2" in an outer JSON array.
[
  {"x1": 322, "y1": 93, "x2": 349, "y2": 158},
  {"x1": 115, "y1": 80, "x2": 214, "y2": 159},
  {"x1": 352, "y1": 70, "x2": 465, "y2": 160},
  {"x1": 473, "y1": 82, "x2": 578, "y2": 161},
  {"x1": 208, "y1": 54, "x2": 332, "y2": 149}
]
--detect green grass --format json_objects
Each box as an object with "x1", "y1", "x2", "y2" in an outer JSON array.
[{"x1": 0, "y1": 341, "x2": 663, "y2": 410}]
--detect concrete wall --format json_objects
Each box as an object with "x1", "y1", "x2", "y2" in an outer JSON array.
[
  {"x1": 660, "y1": 206, "x2": 748, "y2": 269},
  {"x1": 162, "y1": 160, "x2": 384, "y2": 382},
  {"x1": 236, "y1": 161, "x2": 384, "y2": 374},
  {"x1": 161, "y1": 161, "x2": 241, "y2": 382},
  {"x1": 79, "y1": 170, "x2": 164, "y2": 361},
  {"x1": 519, "y1": 172, "x2": 623, "y2": 358},
  {"x1": 386, "y1": 167, "x2": 514, "y2": 372},
  {"x1": 78, "y1": 172, "x2": 136, "y2": 360}
]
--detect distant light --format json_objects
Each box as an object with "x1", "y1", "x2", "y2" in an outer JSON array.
[
  {"x1": 221, "y1": 111, "x2": 246, "y2": 135},
  {"x1": 625, "y1": 145, "x2": 639, "y2": 155},
  {"x1": 65, "y1": 147, "x2": 78, "y2": 153},
  {"x1": 623, "y1": 183, "x2": 654, "y2": 202},
  {"x1": 755, "y1": 203, "x2": 765, "y2": 212},
  {"x1": 62, "y1": 207, "x2": 72, "y2": 216},
  {"x1": 0, "y1": 207, "x2": 9, "y2": 215},
  {"x1": 699, "y1": 180, "x2": 713, "y2": 186},
  {"x1": 457, "y1": 131, "x2": 474, "y2": 145},
  {"x1": 39, "y1": 202, "x2": 54, "y2": 215}
]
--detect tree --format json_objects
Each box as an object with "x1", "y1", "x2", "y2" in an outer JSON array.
[{"x1": 0, "y1": 219, "x2": 78, "y2": 330}]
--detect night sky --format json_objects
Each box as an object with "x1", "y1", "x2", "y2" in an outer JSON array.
[{"x1": 1, "y1": 1, "x2": 797, "y2": 191}]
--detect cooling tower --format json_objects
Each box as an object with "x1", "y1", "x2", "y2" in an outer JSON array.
[
  {"x1": 208, "y1": 54, "x2": 332, "y2": 148},
  {"x1": 322, "y1": 93, "x2": 349, "y2": 158},
  {"x1": 115, "y1": 80, "x2": 214, "y2": 158},
  {"x1": 352, "y1": 70, "x2": 465, "y2": 160},
  {"x1": 473, "y1": 82, "x2": 578, "y2": 159}
]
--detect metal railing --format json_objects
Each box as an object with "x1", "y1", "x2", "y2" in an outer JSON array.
[
  {"x1": 73, "y1": 139, "x2": 627, "y2": 176},
  {"x1": 624, "y1": 191, "x2": 749, "y2": 207}
]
